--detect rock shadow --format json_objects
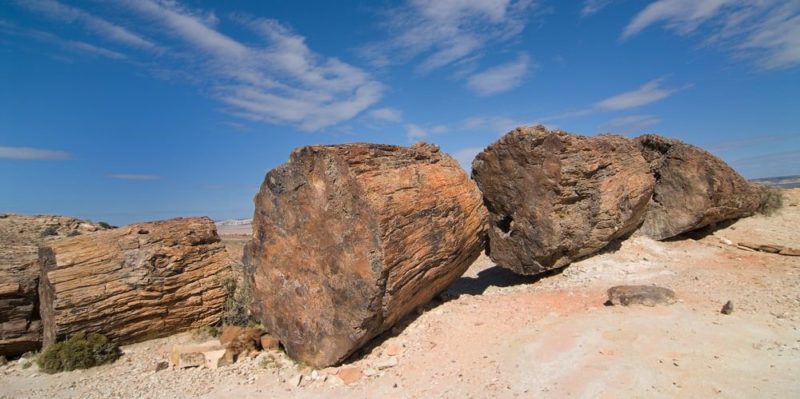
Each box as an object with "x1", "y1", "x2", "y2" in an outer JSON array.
[{"x1": 663, "y1": 218, "x2": 738, "y2": 242}]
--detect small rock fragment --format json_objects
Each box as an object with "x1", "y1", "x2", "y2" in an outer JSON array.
[
  {"x1": 721, "y1": 301, "x2": 734, "y2": 315},
  {"x1": 606, "y1": 285, "x2": 676, "y2": 307},
  {"x1": 153, "y1": 360, "x2": 169, "y2": 372},
  {"x1": 336, "y1": 366, "x2": 362, "y2": 385},
  {"x1": 384, "y1": 342, "x2": 402, "y2": 357},
  {"x1": 259, "y1": 334, "x2": 280, "y2": 351},
  {"x1": 168, "y1": 340, "x2": 224, "y2": 368},
  {"x1": 204, "y1": 349, "x2": 234, "y2": 369},
  {"x1": 375, "y1": 357, "x2": 399, "y2": 370},
  {"x1": 289, "y1": 374, "x2": 303, "y2": 387}
]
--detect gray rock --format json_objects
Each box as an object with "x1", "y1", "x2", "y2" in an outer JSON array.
[{"x1": 606, "y1": 285, "x2": 676, "y2": 307}]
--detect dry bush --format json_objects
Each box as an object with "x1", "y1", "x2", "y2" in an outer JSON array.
[
  {"x1": 37, "y1": 332, "x2": 120, "y2": 373},
  {"x1": 758, "y1": 187, "x2": 784, "y2": 216},
  {"x1": 221, "y1": 277, "x2": 253, "y2": 327}
]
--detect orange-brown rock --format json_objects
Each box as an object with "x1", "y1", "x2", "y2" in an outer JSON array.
[
  {"x1": 472, "y1": 126, "x2": 655, "y2": 275},
  {"x1": 0, "y1": 246, "x2": 42, "y2": 357},
  {"x1": 243, "y1": 142, "x2": 486, "y2": 367},
  {"x1": 635, "y1": 135, "x2": 765, "y2": 240},
  {"x1": 38, "y1": 217, "x2": 231, "y2": 347},
  {"x1": 219, "y1": 325, "x2": 263, "y2": 355}
]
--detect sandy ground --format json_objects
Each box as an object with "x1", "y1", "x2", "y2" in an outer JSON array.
[{"x1": 2, "y1": 190, "x2": 799, "y2": 399}]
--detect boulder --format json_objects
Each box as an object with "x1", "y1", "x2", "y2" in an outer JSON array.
[
  {"x1": 168, "y1": 340, "x2": 233, "y2": 369},
  {"x1": 38, "y1": 217, "x2": 232, "y2": 347},
  {"x1": 606, "y1": 285, "x2": 676, "y2": 307},
  {"x1": 635, "y1": 135, "x2": 765, "y2": 240},
  {"x1": 244, "y1": 142, "x2": 486, "y2": 367},
  {"x1": 472, "y1": 126, "x2": 655, "y2": 275},
  {"x1": 260, "y1": 334, "x2": 280, "y2": 351},
  {"x1": 219, "y1": 325, "x2": 263, "y2": 355},
  {"x1": 0, "y1": 246, "x2": 42, "y2": 357}
]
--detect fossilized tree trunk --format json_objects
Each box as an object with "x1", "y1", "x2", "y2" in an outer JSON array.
[
  {"x1": 39, "y1": 217, "x2": 232, "y2": 347},
  {"x1": 0, "y1": 246, "x2": 42, "y2": 357},
  {"x1": 244, "y1": 143, "x2": 486, "y2": 367}
]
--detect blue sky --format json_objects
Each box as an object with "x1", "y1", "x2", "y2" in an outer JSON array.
[{"x1": 1, "y1": 0, "x2": 798, "y2": 225}]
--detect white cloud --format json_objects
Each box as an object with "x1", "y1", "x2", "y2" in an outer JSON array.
[
  {"x1": 622, "y1": 0, "x2": 800, "y2": 70},
  {"x1": 19, "y1": 0, "x2": 160, "y2": 51},
  {"x1": 466, "y1": 53, "x2": 531, "y2": 95},
  {"x1": 452, "y1": 146, "x2": 485, "y2": 171},
  {"x1": 595, "y1": 79, "x2": 685, "y2": 111},
  {"x1": 368, "y1": 107, "x2": 403, "y2": 122},
  {"x1": 602, "y1": 114, "x2": 661, "y2": 133},
  {"x1": 581, "y1": 0, "x2": 613, "y2": 16},
  {"x1": 98, "y1": 0, "x2": 384, "y2": 131},
  {"x1": 363, "y1": 0, "x2": 537, "y2": 73},
  {"x1": 0, "y1": 21, "x2": 127, "y2": 60},
  {"x1": 108, "y1": 174, "x2": 161, "y2": 180},
  {"x1": 405, "y1": 124, "x2": 428, "y2": 141},
  {"x1": 462, "y1": 116, "x2": 525, "y2": 134},
  {"x1": 0, "y1": 146, "x2": 71, "y2": 160}
]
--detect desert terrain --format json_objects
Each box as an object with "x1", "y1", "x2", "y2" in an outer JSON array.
[{"x1": 1, "y1": 189, "x2": 797, "y2": 399}]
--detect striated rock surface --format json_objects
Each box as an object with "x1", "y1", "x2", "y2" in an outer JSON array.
[
  {"x1": 0, "y1": 246, "x2": 42, "y2": 357},
  {"x1": 472, "y1": 126, "x2": 655, "y2": 275},
  {"x1": 244, "y1": 142, "x2": 486, "y2": 367},
  {"x1": 39, "y1": 217, "x2": 231, "y2": 347},
  {"x1": 636, "y1": 135, "x2": 765, "y2": 240}
]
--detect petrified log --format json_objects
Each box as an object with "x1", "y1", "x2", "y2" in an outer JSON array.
[
  {"x1": 0, "y1": 246, "x2": 42, "y2": 357},
  {"x1": 472, "y1": 126, "x2": 655, "y2": 275},
  {"x1": 244, "y1": 142, "x2": 486, "y2": 367},
  {"x1": 39, "y1": 217, "x2": 231, "y2": 347},
  {"x1": 636, "y1": 135, "x2": 765, "y2": 240}
]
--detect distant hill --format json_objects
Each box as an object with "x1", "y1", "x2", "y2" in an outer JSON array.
[{"x1": 751, "y1": 175, "x2": 800, "y2": 189}]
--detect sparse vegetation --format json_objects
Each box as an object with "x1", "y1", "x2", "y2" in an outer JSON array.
[
  {"x1": 37, "y1": 332, "x2": 120, "y2": 374},
  {"x1": 758, "y1": 187, "x2": 784, "y2": 216},
  {"x1": 259, "y1": 353, "x2": 278, "y2": 369},
  {"x1": 221, "y1": 277, "x2": 253, "y2": 327},
  {"x1": 98, "y1": 221, "x2": 113, "y2": 229},
  {"x1": 40, "y1": 226, "x2": 58, "y2": 237},
  {"x1": 67, "y1": 230, "x2": 81, "y2": 237}
]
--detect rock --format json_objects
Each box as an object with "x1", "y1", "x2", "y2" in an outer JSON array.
[
  {"x1": 384, "y1": 342, "x2": 402, "y2": 356},
  {"x1": 336, "y1": 366, "x2": 362, "y2": 385},
  {"x1": 168, "y1": 340, "x2": 226, "y2": 369},
  {"x1": 780, "y1": 247, "x2": 800, "y2": 256},
  {"x1": 289, "y1": 374, "x2": 303, "y2": 387},
  {"x1": 375, "y1": 356, "x2": 398, "y2": 370},
  {"x1": 244, "y1": 143, "x2": 486, "y2": 367},
  {"x1": 606, "y1": 285, "x2": 676, "y2": 307},
  {"x1": 153, "y1": 360, "x2": 169, "y2": 372},
  {"x1": 204, "y1": 349, "x2": 234, "y2": 369},
  {"x1": 0, "y1": 355, "x2": 7, "y2": 366},
  {"x1": 260, "y1": 334, "x2": 280, "y2": 351},
  {"x1": 738, "y1": 242, "x2": 800, "y2": 256},
  {"x1": 635, "y1": 135, "x2": 764, "y2": 240},
  {"x1": 472, "y1": 126, "x2": 655, "y2": 274},
  {"x1": 0, "y1": 246, "x2": 43, "y2": 357},
  {"x1": 219, "y1": 326, "x2": 263, "y2": 355},
  {"x1": 721, "y1": 300, "x2": 734, "y2": 315},
  {"x1": 38, "y1": 217, "x2": 232, "y2": 347}
]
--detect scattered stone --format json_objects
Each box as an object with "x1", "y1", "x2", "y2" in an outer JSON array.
[
  {"x1": 472, "y1": 126, "x2": 655, "y2": 274},
  {"x1": 204, "y1": 349, "x2": 234, "y2": 369},
  {"x1": 738, "y1": 242, "x2": 800, "y2": 257},
  {"x1": 635, "y1": 135, "x2": 764, "y2": 240},
  {"x1": 244, "y1": 143, "x2": 486, "y2": 367},
  {"x1": 384, "y1": 342, "x2": 402, "y2": 357},
  {"x1": 38, "y1": 217, "x2": 232, "y2": 348},
  {"x1": 289, "y1": 374, "x2": 303, "y2": 387},
  {"x1": 259, "y1": 334, "x2": 280, "y2": 351},
  {"x1": 168, "y1": 340, "x2": 224, "y2": 369},
  {"x1": 721, "y1": 301, "x2": 734, "y2": 315},
  {"x1": 336, "y1": 366, "x2": 362, "y2": 385},
  {"x1": 606, "y1": 285, "x2": 676, "y2": 307},
  {"x1": 375, "y1": 357, "x2": 399, "y2": 370},
  {"x1": 362, "y1": 367, "x2": 379, "y2": 377},
  {"x1": 153, "y1": 360, "x2": 169, "y2": 372},
  {"x1": 219, "y1": 326, "x2": 263, "y2": 356}
]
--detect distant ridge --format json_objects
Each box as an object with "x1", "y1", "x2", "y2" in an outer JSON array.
[{"x1": 750, "y1": 175, "x2": 800, "y2": 189}]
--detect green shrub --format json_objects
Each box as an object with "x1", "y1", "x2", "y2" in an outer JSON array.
[
  {"x1": 758, "y1": 187, "x2": 784, "y2": 216},
  {"x1": 37, "y1": 332, "x2": 120, "y2": 373},
  {"x1": 97, "y1": 221, "x2": 113, "y2": 229}
]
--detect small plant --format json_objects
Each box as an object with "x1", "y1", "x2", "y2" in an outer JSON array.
[
  {"x1": 259, "y1": 353, "x2": 279, "y2": 369},
  {"x1": 37, "y1": 332, "x2": 120, "y2": 374},
  {"x1": 97, "y1": 221, "x2": 113, "y2": 229},
  {"x1": 40, "y1": 226, "x2": 58, "y2": 237},
  {"x1": 221, "y1": 277, "x2": 252, "y2": 327},
  {"x1": 758, "y1": 187, "x2": 784, "y2": 216},
  {"x1": 67, "y1": 230, "x2": 81, "y2": 237}
]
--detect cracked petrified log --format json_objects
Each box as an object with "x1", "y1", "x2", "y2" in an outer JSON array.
[
  {"x1": 635, "y1": 135, "x2": 765, "y2": 240},
  {"x1": 0, "y1": 246, "x2": 42, "y2": 357},
  {"x1": 244, "y1": 142, "x2": 486, "y2": 367},
  {"x1": 472, "y1": 126, "x2": 655, "y2": 275},
  {"x1": 39, "y1": 217, "x2": 231, "y2": 347}
]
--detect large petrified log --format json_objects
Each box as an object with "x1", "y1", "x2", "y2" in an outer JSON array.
[
  {"x1": 244, "y1": 142, "x2": 486, "y2": 367},
  {"x1": 0, "y1": 246, "x2": 42, "y2": 357},
  {"x1": 635, "y1": 134, "x2": 765, "y2": 240},
  {"x1": 472, "y1": 126, "x2": 655, "y2": 275},
  {"x1": 39, "y1": 217, "x2": 231, "y2": 347}
]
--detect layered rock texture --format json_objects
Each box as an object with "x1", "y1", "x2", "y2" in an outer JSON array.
[
  {"x1": 636, "y1": 135, "x2": 765, "y2": 240},
  {"x1": 39, "y1": 217, "x2": 231, "y2": 347},
  {"x1": 472, "y1": 126, "x2": 655, "y2": 275},
  {"x1": 244, "y1": 143, "x2": 486, "y2": 367},
  {"x1": 0, "y1": 246, "x2": 42, "y2": 357}
]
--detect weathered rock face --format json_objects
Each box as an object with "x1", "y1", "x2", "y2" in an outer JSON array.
[
  {"x1": 635, "y1": 135, "x2": 765, "y2": 240},
  {"x1": 472, "y1": 126, "x2": 655, "y2": 275},
  {"x1": 244, "y1": 142, "x2": 486, "y2": 367},
  {"x1": 39, "y1": 217, "x2": 231, "y2": 347},
  {"x1": 0, "y1": 246, "x2": 42, "y2": 357},
  {"x1": 0, "y1": 213, "x2": 111, "y2": 245}
]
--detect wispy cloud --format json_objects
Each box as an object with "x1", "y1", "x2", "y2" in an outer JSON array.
[
  {"x1": 542, "y1": 79, "x2": 687, "y2": 122},
  {"x1": 108, "y1": 174, "x2": 161, "y2": 180},
  {"x1": 581, "y1": 0, "x2": 613, "y2": 16},
  {"x1": 0, "y1": 146, "x2": 71, "y2": 160},
  {"x1": 452, "y1": 146, "x2": 485, "y2": 171},
  {"x1": 18, "y1": 0, "x2": 160, "y2": 51},
  {"x1": 0, "y1": 20, "x2": 127, "y2": 60},
  {"x1": 602, "y1": 114, "x2": 661, "y2": 134},
  {"x1": 362, "y1": 0, "x2": 537, "y2": 74},
  {"x1": 404, "y1": 123, "x2": 449, "y2": 142},
  {"x1": 368, "y1": 107, "x2": 403, "y2": 122},
  {"x1": 622, "y1": 0, "x2": 800, "y2": 70},
  {"x1": 466, "y1": 53, "x2": 531, "y2": 95},
  {"x1": 462, "y1": 115, "x2": 527, "y2": 134}
]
